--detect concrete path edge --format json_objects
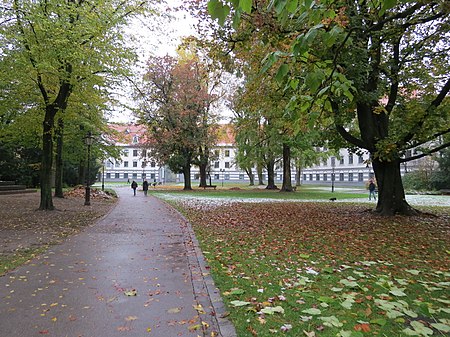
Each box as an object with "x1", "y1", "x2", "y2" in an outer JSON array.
[{"x1": 161, "y1": 199, "x2": 238, "y2": 337}]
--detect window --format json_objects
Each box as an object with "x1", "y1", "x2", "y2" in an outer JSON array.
[
  {"x1": 133, "y1": 149, "x2": 138, "y2": 157},
  {"x1": 225, "y1": 150, "x2": 230, "y2": 157},
  {"x1": 349, "y1": 155, "x2": 353, "y2": 164},
  {"x1": 214, "y1": 161, "x2": 219, "y2": 168},
  {"x1": 323, "y1": 173, "x2": 327, "y2": 181},
  {"x1": 132, "y1": 135, "x2": 139, "y2": 144},
  {"x1": 348, "y1": 173, "x2": 354, "y2": 181},
  {"x1": 106, "y1": 161, "x2": 113, "y2": 168},
  {"x1": 150, "y1": 161, "x2": 156, "y2": 168},
  {"x1": 339, "y1": 173, "x2": 344, "y2": 181},
  {"x1": 239, "y1": 174, "x2": 245, "y2": 180},
  {"x1": 115, "y1": 173, "x2": 120, "y2": 179},
  {"x1": 133, "y1": 161, "x2": 138, "y2": 167},
  {"x1": 115, "y1": 161, "x2": 120, "y2": 167},
  {"x1": 303, "y1": 174, "x2": 306, "y2": 181},
  {"x1": 124, "y1": 161, "x2": 128, "y2": 167},
  {"x1": 123, "y1": 149, "x2": 129, "y2": 157},
  {"x1": 340, "y1": 158, "x2": 345, "y2": 165},
  {"x1": 150, "y1": 173, "x2": 156, "y2": 180},
  {"x1": 214, "y1": 174, "x2": 220, "y2": 180},
  {"x1": 106, "y1": 173, "x2": 111, "y2": 179},
  {"x1": 124, "y1": 173, "x2": 128, "y2": 179},
  {"x1": 224, "y1": 174, "x2": 230, "y2": 180},
  {"x1": 358, "y1": 155, "x2": 364, "y2": 164},
  {"x1": 225, "y1": 162, "x2": 230, "y2": 168},
  {"x1": 142, "y1": 173, "x2": 146, "y2": 179},
  {"x1": 358, "y1": 173, "x2": 364, "y2": 181},
  {"x1": 309, "y1": 174, "x2": 313, "y2": 181},
  {"x1": 214, "y1": 150, "x2": 219, "y2": 157},
  {"x1": 194, "y1": 174, "x2": 200, "y2": 180},
  {"x1": 331, "y1": 157, "x2": 336, "y2": 167},
  {"x1": 316, "y1": 174, "x2": 320, "y2": 181},
  {"x1": 132, "y1": 173, "x2": 137, "y2": 179}
]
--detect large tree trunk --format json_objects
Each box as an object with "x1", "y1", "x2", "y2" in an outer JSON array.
[
  {"x1": 266, "y1": 159, "x2": 278, "y2": 190},
  {"x1": 39, "y1": 110, "x2": 55, "y2": 210},
  {"x1": 281, "y1": 143, "x2": 293, "y2": 192},
  {"x1": 183, "y1": 164, "x2": 192, "y2": 190},
  {"x1": 54, "y1": 117, "x2": 64, "y2": 198},
  {"x1": 372, "y1": 158, "x2": 417, "y2": 216},
  {"x1": 199, "y1": 162, "x2": 207, "y2": 187}
]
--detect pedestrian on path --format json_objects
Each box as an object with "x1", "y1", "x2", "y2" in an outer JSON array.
[
  {"x1": 142, "y1": 179, "x2": 149, "y2": 196},
  {"x1": 131, "y1": 180, "x2": 138, "y2": 196},
  {"x1": 369, "y1": 180, "x2": 377, "y2": 201}
]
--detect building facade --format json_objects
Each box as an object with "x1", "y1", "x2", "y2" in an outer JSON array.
[{"x1": 102, "y1": 124, "x2": 414, "y2": 186}]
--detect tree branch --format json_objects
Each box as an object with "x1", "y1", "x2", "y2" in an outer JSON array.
[{"x1": 402, "y1": 140, "x2": 450, "y2": 163}]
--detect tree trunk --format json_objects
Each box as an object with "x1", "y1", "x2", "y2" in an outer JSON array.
[
  {"x1": 295, "y1": 163, "x2": 302, "y2": 187},
  {"x1": 281, "y1": 143, "x2": 293, "y2": 192},
  {"x1": 199, "y1": 162, "x2": 207, "y2": 187},
  {"x1": 246, "y1": 168, "x2": 254, "y2": 186},
  {"x1": 183, "y1": 164, "x2": 192, "y2": 190},
  {"x1": 54, "y1": 117, "x2": 64, "y2": 198},
  {"x1": 372, "y1": 158, "x2": 417, "y2": 216},
  {"x1": 39, "y1": 110, "x2": 55, "y2": 210},
  {"x1": 266, "y1": 159, "x2": 278, "y2": 190},
  {"x1": 257, "y1": 164, "x2": 264, "y2": 185}
]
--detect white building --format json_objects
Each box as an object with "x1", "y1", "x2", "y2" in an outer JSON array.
[{"x1": 102, "y1": 123, "x2": 414, "y2": 186}]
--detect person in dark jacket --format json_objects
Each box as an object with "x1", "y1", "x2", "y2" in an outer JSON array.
[
  {"x1": 131, "y1": 180, "x2": 138, "y2": 196},
  {"x1": 142, "y1": 180, "x2": 149, "y2": 196},
  {"x1": 368, "y1": 180, "x2": 377, "y2": 201}
]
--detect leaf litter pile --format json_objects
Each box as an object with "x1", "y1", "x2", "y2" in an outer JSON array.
[{"x1": 176, "y1": 201, "x2": 449, "y2": 337}]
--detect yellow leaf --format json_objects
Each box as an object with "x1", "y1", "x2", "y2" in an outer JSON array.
[
  {"x1": 51, "y1": 317, "x2": 57, "y2": 322},
  {"x1": 125, "y1": 315, "x2": 138, "y2": 321},
  {"x1": 146, "y1": 327, "x2": 152, "y2": 333},
  {"x1": 193, "y1": 304, "x2": 206, "y2": 314}
]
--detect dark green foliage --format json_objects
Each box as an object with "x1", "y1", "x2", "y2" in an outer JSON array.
[{"x1": 0, "y1": 142, "x2": 40, "y2": 187}]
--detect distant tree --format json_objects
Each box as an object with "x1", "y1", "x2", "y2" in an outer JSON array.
[{"x1": 137, "y1": 55, "x2": 218, "y2": 190}]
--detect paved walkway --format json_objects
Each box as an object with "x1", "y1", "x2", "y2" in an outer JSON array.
[{"x1": 0, "y1": 188, "x2": 236, "y2": 337}]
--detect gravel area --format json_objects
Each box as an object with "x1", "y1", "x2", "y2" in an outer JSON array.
[{"x1": 157, "y1": 193, "x2": 450, "y2": 210}]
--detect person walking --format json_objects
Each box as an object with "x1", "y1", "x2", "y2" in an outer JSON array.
[
  {"x1": 368, "y1": 180, "x2": 377, "y2": 201},
  {"x1": 131, "y1": 180, "x2": 138, "y2": 196},
  {"x1": 142, "y1": 179, "x2": 149, "y2": 196}
]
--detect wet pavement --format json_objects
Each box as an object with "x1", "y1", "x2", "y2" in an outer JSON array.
[{"x1": 0, "y1": 187, "x2": 236, "y2": 337}]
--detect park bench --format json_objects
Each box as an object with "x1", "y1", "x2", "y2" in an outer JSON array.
[{"x1": 203, "y1": 185, "x2": 217, "y2": 190}]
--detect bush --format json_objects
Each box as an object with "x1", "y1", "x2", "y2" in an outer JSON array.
[{"x1": 402, "y1": 171, "x2": 431, "y2": 191}]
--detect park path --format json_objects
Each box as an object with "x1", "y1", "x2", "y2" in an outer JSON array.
[{"x1": 0, "y1": 187, "x2": 235, "y2": 337}]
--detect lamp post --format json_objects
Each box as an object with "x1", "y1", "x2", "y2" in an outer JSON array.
[
  {"x1": 220, "y1": 168, "x2": 225, "y2": 187},
  {"x1": 331, "y1": 156, "x2": 336, "y2": 193},
  {"x1": 102, "y1": 161, "x2": 105, "y2": 191},
  {"x1": 84, "y1": 131, "x2": 94, "y2": 206}
]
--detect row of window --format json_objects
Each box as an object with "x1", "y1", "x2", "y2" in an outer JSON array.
[
  {"x1": 328, "y1": 155, "x2": 365, "y2": 166},
  {"x1": 105, "y1": 172, "x2": 157, "y2": 180},
  {"x1": 106, "y1": 160, "x2": 157, "y2": 168},
  {"x1": 303, "y1": 172, "x2": 367, "y2": 182}
]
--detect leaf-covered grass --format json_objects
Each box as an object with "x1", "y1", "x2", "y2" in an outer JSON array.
[
  {"x1": 175, "y1": 201, "x2": 450, "y2": 337},
  {"x1": 150, "y1": 186, "x2": 368, "y2": 200}
]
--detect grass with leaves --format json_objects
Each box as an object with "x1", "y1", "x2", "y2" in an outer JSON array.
[{"x1": 172, "y1": 200, "x2": 450, "y2": 337}]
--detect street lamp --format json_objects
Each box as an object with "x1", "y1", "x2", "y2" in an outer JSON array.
[
  {"x1": 331, "y1": 156, "x2": 336, "y2": 193},
  {"x1": 84, "y1": 131, "x2": 94, "y2": 206},
  {"x1": 220, "y1": 168, "x2": 225, "y2": 187}
]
